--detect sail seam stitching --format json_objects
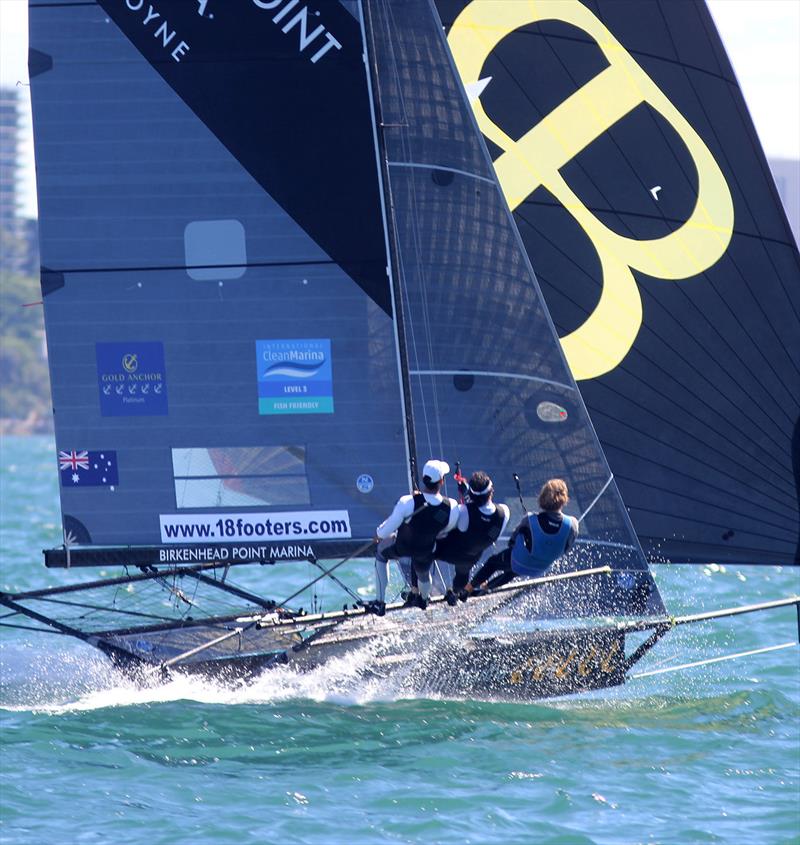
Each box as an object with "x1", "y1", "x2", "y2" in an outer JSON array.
[
  {"x1": 42, "y1": 259, "x2": 338, "y2": 275},
  {"x1": 518, "y1": 200, "x2": 798, "y2": 249}
]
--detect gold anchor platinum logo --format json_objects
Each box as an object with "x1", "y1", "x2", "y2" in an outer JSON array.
[
  {"x1": 122, "y1": 353, "x2": 139, "y2": 373},
  {"x1": 448, "y1": 0, "x2": 734, "y2": 380}
]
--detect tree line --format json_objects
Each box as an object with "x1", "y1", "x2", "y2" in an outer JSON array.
[{"x1": 0, "y1": 263, "x2": 53, "y2": 434}]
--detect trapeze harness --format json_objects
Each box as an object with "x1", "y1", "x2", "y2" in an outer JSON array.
[
  {"x1": 510, "y1": 512, "x2": 577, "y2": 576},
  {"x1": 392, "y1": 492, "x2": 452, "y2": 565},
  {"x1": 435, "y1": 502, "x2": 505, "y2": 567}
]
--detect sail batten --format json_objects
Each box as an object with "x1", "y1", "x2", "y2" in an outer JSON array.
[
  {"x1": 387, "y1": 161, "x2": 498, "y2": 185},
  {"x1": 410, "y1": 369, "x2": 577, "y2": 393}
]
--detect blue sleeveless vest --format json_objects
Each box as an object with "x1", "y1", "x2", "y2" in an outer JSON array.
[{"x1": 510, "y1": 513, "x2": 575, "y2": 576}]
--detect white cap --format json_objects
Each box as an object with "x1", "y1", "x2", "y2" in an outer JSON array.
[{"x1": 421, "y1": 459, "x2": 450, "y2": 483}]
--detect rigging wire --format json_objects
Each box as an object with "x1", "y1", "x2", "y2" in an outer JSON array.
[{"x1": 630, "y1": 641, "x2": 798, "y2": 679}]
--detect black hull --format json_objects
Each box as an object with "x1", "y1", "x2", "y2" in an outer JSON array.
[{"x1": 98, "y1": 619, "x2": 628, "y2": 701}]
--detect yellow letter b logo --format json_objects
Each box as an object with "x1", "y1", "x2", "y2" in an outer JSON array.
[{"x1": 449, "y1": 0, "x2": 734, "y2": 380}]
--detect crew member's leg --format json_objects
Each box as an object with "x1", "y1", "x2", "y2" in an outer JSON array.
[
  {"x1": 412, "y1": 558, "x2": 434, "y2": 607},
  {"x1": 462, "y1": 548, "x2": 512, "y2": 598},
  {"x1": 397, "y1": 558, "x2": 414, "y2": 590},
  {"x1": 366, "y1": 537, "x2": 398, "y2": 614},
  {"x1": 452, "y1": 563, "x2": 473, "y2": 593}
]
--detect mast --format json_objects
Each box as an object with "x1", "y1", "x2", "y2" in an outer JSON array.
[{"x1": 358, "y1": 0, "x2": 420, "y2": 490}]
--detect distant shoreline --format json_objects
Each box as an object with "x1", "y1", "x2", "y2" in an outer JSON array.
[{"x1": 0, "y1": 412, "x2": 54, "y2": 437}]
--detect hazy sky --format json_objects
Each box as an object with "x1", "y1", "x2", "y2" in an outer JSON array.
[{"x1": 1, "y1": 0, "x2": 799, "y2": 216}]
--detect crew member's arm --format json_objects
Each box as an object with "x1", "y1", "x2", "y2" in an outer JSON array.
[
  {"x1": 508, "y1": 512, "x2": 532, "y2": 551},
  {"x1": 375, "y1": 495, "x2": 415, "y2": 540},
  {"x1": 564, "y1": 515, "x2": 579, "y2": 551}
]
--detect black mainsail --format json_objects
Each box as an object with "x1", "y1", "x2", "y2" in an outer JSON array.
[{"x1": 434, "y1": 0, "x2": 800, "y2": 566}]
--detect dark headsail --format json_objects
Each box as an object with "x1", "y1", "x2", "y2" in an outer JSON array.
[
  {"x1": 362, "y1": 0, "x2": 664, "y2": 617},
  {"x1": 434, "y1": 0, "x2": 800, "y2": 565}
]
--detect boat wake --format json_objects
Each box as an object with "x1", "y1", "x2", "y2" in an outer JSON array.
[{"x1": 0, "y1": 633, "x2": 422, "y2": 713}]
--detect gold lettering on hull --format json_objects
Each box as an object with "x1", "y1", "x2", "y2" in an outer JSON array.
[
  {"x1": 508, "y1": 639, "x2": 621, "y2": 686},
  {"x1": 577, "y1": 644, "x2": 598, "y2": 676},
  {"x1": 448, "y1": 1, "x2": 734, "y2": 380},
  {"x1": 600, "y1": 639, "x2": 621, "y2": 673}
]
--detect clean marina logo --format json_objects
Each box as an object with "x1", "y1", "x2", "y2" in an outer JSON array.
[{"x1": 256, "y1": 339, "x2": 334, "y2": 415}]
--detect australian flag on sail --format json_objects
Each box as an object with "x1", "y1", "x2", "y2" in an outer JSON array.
[{"x1": 58, "y1": 450, "x2": 118, "y2": 487}]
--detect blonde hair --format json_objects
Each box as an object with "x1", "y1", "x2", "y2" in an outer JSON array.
[{"x1": 538, "y1": 478, "x2": 568, "y2": 512}]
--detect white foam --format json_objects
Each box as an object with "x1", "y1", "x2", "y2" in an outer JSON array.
[{"x1": 2, "y1": 634, "x2": 415, "y2": 713}]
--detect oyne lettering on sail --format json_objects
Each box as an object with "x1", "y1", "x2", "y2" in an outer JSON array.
[
  {"x1": 448, "y1": 0, "x2": 734, "y2": 380},
  {"x1": 122, "y1": 0, "x2": 191, "y2": 62},
  {"x1": 121, "y1": 1, "x2": 343, "y2": 66}
]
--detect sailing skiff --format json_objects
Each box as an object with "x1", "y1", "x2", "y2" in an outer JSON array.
[{"x1": 3, "y1": 0, "x2": 797, "y2": 699}]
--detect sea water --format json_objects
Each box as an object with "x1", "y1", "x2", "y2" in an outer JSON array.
[{"x1": 1, "y1": 436, "x2": 798, "y2": 845}]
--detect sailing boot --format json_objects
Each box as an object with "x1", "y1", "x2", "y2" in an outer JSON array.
[{"x1": 362, "y1": 600, "x2": 386, "y2": 617}]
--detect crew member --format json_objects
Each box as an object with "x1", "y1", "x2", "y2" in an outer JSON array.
[
  {"x1": 364, "y1": 459, "x2": 460, "y2": 615},
  {"x1": 460, "y1": 478, "x2": 578, "y2": 598},
  {"x1": 433, "y1": 470, "x2": 510, "y2": 606}
]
